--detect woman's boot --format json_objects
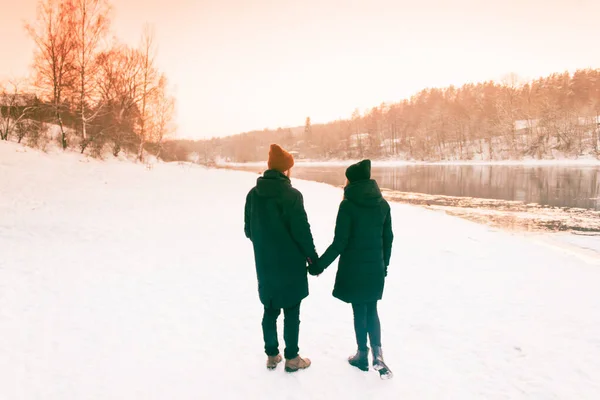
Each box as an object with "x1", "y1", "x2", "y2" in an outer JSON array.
[
  {"x1": 348, "y1": 348, "x2": 369, "y2": 371},
  {"x1": 372, "y1": 346, "x2": 393, "y2": 379}
]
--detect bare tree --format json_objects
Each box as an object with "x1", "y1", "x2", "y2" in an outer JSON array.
[
  {"x1": 149, "y1": 74, "x2": 175, "y2": 159},
  {"x1": 137, "y1": 24, "x2": 159, "y2": 162},
  {"x1": 71, "y1": 0, "x2": 112, "y2": 151},
  {"x1": 96, "y1": 42, "x2": 144, "y2": 155},
  {"x1": 16, "y1": 120, "x2": 42, "y2": 144},
  {"x1": 0, "y1": 79, "x2": 37, "y2": 141},
  {"x1": 350, "y1": 108, "x2": 363, "y2": 158},
  {"x1": 495, "y1": 73, "x2": 523, "y2": 156},
  {"x1": 97, "y1": 33, "x2": 170, "y2": 160},
  {"x1": 25, "y1": 0, "x2": 77, "y2": 149}
]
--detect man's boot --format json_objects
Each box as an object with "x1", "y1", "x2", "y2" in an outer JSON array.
[
  {"x1": 284, "y1": 355, "x2": 311, "y2": 372},
  {"x1": 266, "y1": 354, "x2": 282, "y2": 370}
]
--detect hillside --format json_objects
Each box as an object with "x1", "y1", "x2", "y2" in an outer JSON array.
[{"x1": 162, "y1": 69, "x2": 600, "y2": 164}]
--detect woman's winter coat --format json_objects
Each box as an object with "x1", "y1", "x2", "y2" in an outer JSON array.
[{"x1": 319, "y1": 179, "x2": 393, "y2": 304}]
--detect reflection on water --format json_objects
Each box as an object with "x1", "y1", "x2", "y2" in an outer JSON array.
[
  {"x1": 234, "y1": 164, "x2": 600, "y2": 211},
  {"x1": 374, "y1": 165, "x2": 600, "y2": 211}
]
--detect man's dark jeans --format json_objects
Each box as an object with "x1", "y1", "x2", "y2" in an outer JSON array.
[{"x1": 262, "y1": 302, "x2": 301, "y2": 360}]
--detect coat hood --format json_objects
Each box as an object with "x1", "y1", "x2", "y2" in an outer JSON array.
[
  {"x1": 255, "y1": 169, "x2": 292, "y2": 198},
  {"x1": 344, "y1": 179, "x2": 383, "y2": 207}
]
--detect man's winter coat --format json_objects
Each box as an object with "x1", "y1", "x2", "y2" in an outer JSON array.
[{"x1": 244, "y1": 170, "x2": 318, "y2": 309}]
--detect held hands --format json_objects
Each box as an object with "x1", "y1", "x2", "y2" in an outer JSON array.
[{"x1": 307, "y1": 257, "x2": 325, "y2": 277}]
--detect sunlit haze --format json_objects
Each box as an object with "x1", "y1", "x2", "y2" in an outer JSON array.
[{"x1": 2, "y1": 0, "x2": 600, "y2": 139}]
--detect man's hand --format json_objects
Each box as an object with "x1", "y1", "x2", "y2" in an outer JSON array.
[{"x1": 308, "y1": 258, "x2": 324, "y2": 276}]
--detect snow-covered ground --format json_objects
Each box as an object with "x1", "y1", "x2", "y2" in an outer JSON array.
[{"x1": 2, "y1": 141, "x2": 600, "y2": 399}]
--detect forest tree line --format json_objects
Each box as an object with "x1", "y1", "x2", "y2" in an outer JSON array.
[
  {"x1": 166, "y1": 70, "x2": 600, "y2": 164},
  {"x1": 0, "y1": 0, "x2": 175, "y2": 161}
]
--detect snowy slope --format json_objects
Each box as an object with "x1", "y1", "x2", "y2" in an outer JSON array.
[{"x1": 1, "y1": 141, "x2": 600, "y2": 399}]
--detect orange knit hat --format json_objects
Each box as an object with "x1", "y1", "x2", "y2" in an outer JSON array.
[{"x1": 268, "y1": 144, "x2": 295, "y2": 172}]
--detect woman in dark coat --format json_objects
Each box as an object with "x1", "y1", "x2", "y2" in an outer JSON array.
[
  {"x1": 244, "y1": 144, "x2": 317, "y2": 372},
  {"x1": 313, "y1": 159, "x2": 394, "y2": 377}
]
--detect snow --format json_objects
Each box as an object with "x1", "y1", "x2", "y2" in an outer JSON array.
[
  {"x1": 536, "y1": 233, "x2": 600, "y2": 264},
  {"x1": 2, "y1": 140, "x2": 600, "y2": 399},
  {"x1": 556, "y1": 233, "x2": 600, "y2": 254}
]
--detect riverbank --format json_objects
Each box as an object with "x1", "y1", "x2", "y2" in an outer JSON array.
[
  {"x1": 380, "y1": 189, "x2": 600, "y2": 234},
  {"x1": 220, "y1": 164, "x2": 600, "y2": 234},
  {"x1": 219, "y1": 156, "x2": 600, "y2": 168}
]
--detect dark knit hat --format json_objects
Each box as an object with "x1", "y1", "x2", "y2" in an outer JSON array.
[
  {"x1": 345, "y1": 159, "x2": 371, "y2": 183},
  {"x1": 268, "y1": 144, "x2": 294, "y2": 173}
]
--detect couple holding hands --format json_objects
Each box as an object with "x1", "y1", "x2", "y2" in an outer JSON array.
[{"x1": 244, "y1": 144, "x2": 394, "y2": 377}]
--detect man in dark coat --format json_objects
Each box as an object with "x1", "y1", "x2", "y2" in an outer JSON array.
[
  {"x1": 244, "y1": 144, "x2": 317, "y2": 372},
  {"x1": 314, "y1": 159, "x2": 394, "y2": 376}
]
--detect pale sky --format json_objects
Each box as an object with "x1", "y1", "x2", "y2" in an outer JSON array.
[{"x1": 1, "y1": 0, "x2": 600, "y2": 139}]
